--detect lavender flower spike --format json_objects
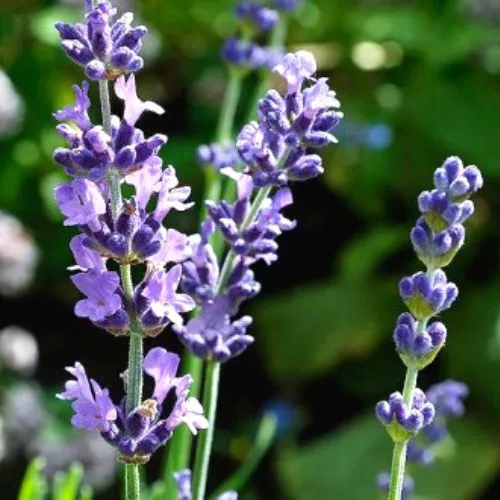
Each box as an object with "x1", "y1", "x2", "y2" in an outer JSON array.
[
  {"x1": 375, "y1": 157, "x2": 482, "y2": 498},
  {"x1": 58, "y1": 348, "x2": 208, "y2": 465}
]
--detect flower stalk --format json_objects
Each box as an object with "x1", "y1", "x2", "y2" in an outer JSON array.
[
  {"x1": 375, "y1": 157, "x2": 483, "y2": 499},
  {"x1": 97, "y1": 73, "x2": 144, "y2": 500}
]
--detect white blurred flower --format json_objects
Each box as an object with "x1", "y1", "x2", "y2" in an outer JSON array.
[
  {"x1": 3, "y1": 383, "x2": 46, "y2": 447},
  {"x1": 0, "y1": 211, "x2": 38, "y2": 296},
  {"x1": 0, "y1": 326, "x2": 38, "y2": 375},
  {"x1": 32, "y1": 432, "x2": 117, "y2": 489},
  {"x1": 466, "y1": 0, "x2": 500, "y2": 20},
  {"x1": 0, "y1": 69, "x2": 24, "y2": 137}
]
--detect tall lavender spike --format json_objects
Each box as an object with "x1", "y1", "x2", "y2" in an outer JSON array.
[
  {"x1": 53, "y1": 5, "x2": 205, "y2": 494},
  {"x1": 181, "y1": 50, "x2": 342, "y2": 363},
  {"x1": 375, "y1": 157, "x2": 482, "y2": 499}
]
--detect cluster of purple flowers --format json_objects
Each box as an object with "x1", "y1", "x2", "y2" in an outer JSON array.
[
  {"x1": 375, "y1": 157, "x2": 482, "y2": 496},
  {"x1": 197, "y1": 0, "x2": 303, "y2": 174},
  {"x1": 54, "y1": 74, "x2": 195, "y2": 336},
  {"x1": 54, "y1": 0, "x2": 207, "y2": 462},
  {"x1": 375, "y1": 389, "x2": 435, "y2": 442},
  {"x1": 56, "y1": 0, "x2": 146, "y2": 80},
  {"x1": 197, "y1": 142, "x2": 240, "y2": 172},
  {"x1": 57, "y1": 347, "x2": 208, "y2": 464},
  {"x1": 177, "y1": 51, "x2": 342, "y2": 362},
  {"x1": 377, "y1": 380, "x2": 469, "y2": 498},
  {"x1": 221, "y1": 0, "x2": 301, "y2": 71},
  {"x1": 393, "y1": 157, "x2": 482, "y2": 367},
  {"x1": 407, "y1": 380, "x2": 468, "y2": 465}
]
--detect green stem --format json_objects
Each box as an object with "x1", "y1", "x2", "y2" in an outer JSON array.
[
  {"x1": 246, "y1": 16, "x2": 288, "y2": 121},
  {"x1": 210, "y1": 413, "x2": 277, "y2": 498},
  {"x1": 98, "y1": 79, "x2": 143, "y2": 500},
  {"x1": 192, "y1": 361, "x2": 221, "y2": 500},
  {"x1": 125, "y1": 465, "x2": 140, "y2": 500},
  {"x1": 387, "y1": 366, "x2": 418, "y2": 500},
  {"x1": 164, "y1": 14, "x2": 290, "y2": 495},
  {"x1": 190, "y1": 146, "x2": 291, "y2": 499},
  {"x1": 216, "y1": 68, "x2": 244, "y2": 143},
  {"x1": 203, "y1": 69, "x2": 244, "y2": 207}
]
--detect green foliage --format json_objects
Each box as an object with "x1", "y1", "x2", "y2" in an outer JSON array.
[
  {"x1": 18, "y1": 458, "x2": 48, "y2": 500},
  {"x1": 278, "y1": 416, "x2": 498, "y2": 500},
  {"x1": 18, "y1": 460, "x2": 92, "y2": 500},
  {"x1": 255, "y1": 279, "x2": 400, "y2": 381}
]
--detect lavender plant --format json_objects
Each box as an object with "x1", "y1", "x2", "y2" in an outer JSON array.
[
  {"x1": 375, "y1": 157, "x2": 483, "y2": 499},
  {"x1": 53, "y1": 1, "x2": 209, "y2": 497},
  {"x1": 52, "y1": 1, "x2": 342, "y2": 499}
]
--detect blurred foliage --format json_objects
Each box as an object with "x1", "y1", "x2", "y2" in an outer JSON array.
[
  {"x1": 0, "y1": 0, "x2": 499, "y2": 498},
  {"x1": 18, "y1": 460, "x2": 92, "y2": 500}
]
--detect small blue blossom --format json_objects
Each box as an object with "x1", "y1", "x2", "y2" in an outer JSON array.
[
  {"x1": 399, "y1": 269, "x2": 458, "y2": 321},
  {"x1": 393, "y1": 312, "x2": 446, "y2": 369},
  {"x1": 375, "y1": 389, "x2": 435, "y2": 442}
]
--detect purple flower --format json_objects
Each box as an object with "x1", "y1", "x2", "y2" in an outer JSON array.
[
  {"x1": 59, "y1": 348, "x2": 208, "y2": 462},
  {"x1": 302, "y1": 78, "x2": 340, "y2": 119},
  {"x1": 433, "y1": 156, "x2": 483, "y2": 198},
  {"x1": 55, "y1": 1, "x2": 147, "y2": 80},
  {"x1": 55, "y1": 179, "x2": 106, "y2": 232},
  {"x1": 174, "y1": 469, "x2": 192, "y2": 500},
  {"x1": 197, "y1": 142, "x2": 239, "y2": 171},
  {"x1": 70, "y1": 234, "x2": 106, "y2": 271},
  {"x1": 54, "y1": 82, "x2": 92, "y2": 131},
  {"x1": 54, "y1": 73, "x2": 167, "y2": 181},
  {"x1": 183, "y1": 50, "x2": 341, "y2": 362},
  {"x1": 137, "y1": 265, "x2": 196, "y2": 336},
  {"x1": 273, "y1": 50, "x2": 317, "y2": 93},
  {"x1": 71, "y1": 270, "x2": 124, "y2": 322},
  {"x1": 153, "y1": 167, "x2": 193, "y2": 223},
  {"x1": 57, "y1": 362, "x2": 117, "y2": 432},
  {"x1": 375, "y1": 389, "x2": 435, "y2": 441},
  {"x1": 114, "y1": 74, "x2": 164, "y2": 126},
  {"x1": 173, "y1": 295, "x2": 254, "y2": 363},
  {"x1": 393, "y1": 312, "x2": 446, "y2": 368},
  {"x1": 399, "y1": 270, "x2": 458, "y2": 320},
  {"x1": 125, "y1": 156, "x2": 163, "y2": 209},
  {"x1": 426, "y1": 380, "x2": 468, "y2": 419},
  {"x1": 406, "y1": 380, "x2": 469, "y2": 468}
]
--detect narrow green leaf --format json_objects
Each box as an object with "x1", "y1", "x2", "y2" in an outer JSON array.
[
  {"x1": 18, "y1": 458, "x2": 47, "y2": 500},
  {"x1": 52, "y1": 463, "x2": 84, "y2": 500}
]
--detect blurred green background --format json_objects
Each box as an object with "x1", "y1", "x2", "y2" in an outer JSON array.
[{"x1": 0, "y1": 0, "x2": 499, "y2": 498}]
